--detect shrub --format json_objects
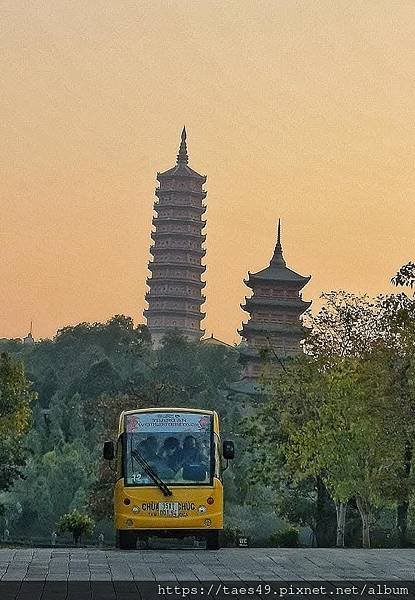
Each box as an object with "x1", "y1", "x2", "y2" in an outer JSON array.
[
  {"x1": 270, "y1": 527, "x2": 299, "y2": 548},
  {"x1": 222, "y1": 525, "x2": 243, "y2": 547},
  {"x1": 371, "y1": 529, "x2": 399, "y2": 549},
  {"x1": 224, "y1": 503, "x2": 286, "y2": 546},
  {"x1": 57, "y1": 510, "x2": 94, "y2": 545}
]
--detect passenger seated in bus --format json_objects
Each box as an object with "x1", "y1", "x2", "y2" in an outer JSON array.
[
  {"x1": 181, "y1": 435, "x2": 207, "y2": 467},
  {"x1": 138, "y1": 436, "x2": 158, "y2": 460},
  {"x1": 159, "y1": 437, "x2": 182, "y2": 473},
  {"x1": 132, "y1": 437, "x2": 175, "y2": 480}
]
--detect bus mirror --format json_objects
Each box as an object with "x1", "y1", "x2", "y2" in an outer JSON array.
[
  {"x1": 223, "y1": 440, "x2": 234, "y2": 460},
  {"x1": 182, "y1": 465, "x2": 207, "y2": 482},
  {"x1": 103, "y1": 441, "x2": 115, "y2": 461}
]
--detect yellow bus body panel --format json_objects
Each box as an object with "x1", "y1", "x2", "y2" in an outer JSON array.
[{"x1": 114, "y1": 478, "x2": 223, "y2": 531}]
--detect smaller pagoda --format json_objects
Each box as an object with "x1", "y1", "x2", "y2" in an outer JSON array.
[
  {"x1": 238, "y1": 220, "x2": 311, "y2": 380},
  {"x1": 22, "y1": 321, "x2": 35, "y2": 346}
]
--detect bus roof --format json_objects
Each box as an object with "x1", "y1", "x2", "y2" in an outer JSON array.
[
  {"x1": 118, "y1": 408, "x2": 219, "y2": 436},
  {"x1": 121, "y1": 407, "x2": 217, "y2": 417}
]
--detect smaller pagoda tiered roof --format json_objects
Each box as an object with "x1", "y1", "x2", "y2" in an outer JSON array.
[{"x1": 237, "y1": 219, "x2": 311, "y2": 384}]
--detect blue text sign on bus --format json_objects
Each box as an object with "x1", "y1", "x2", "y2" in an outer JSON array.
[{"x1": 125, "y1": 412, "x2": 211, "y2": 434}]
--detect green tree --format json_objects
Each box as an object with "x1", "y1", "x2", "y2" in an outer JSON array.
[
  {"x1": 11, "y1": 439, "x2": 96, "y2": 535},
  {"x1": 0, "y1": 319, "x2": 244, "y2": 540},
  {"x1": 378, "y1": 288, "x2": 415, "y2": 545},
  {"x1": 305, "y1": 290, "x2": 415, "y2": 546},
  {"x1": 0, "y1": 353, "x2": 34, "y2": 493},
  {"x1": 303, "y1": 291, "x2": 381, "y2": 359},
  {"x1": 245, "y1": 355, "x2": 336, "y2": 546},
  {"x1": 57, "y1": 509, "x2": 94, "y2": 544},
  {"x1": 289, "y1": 356, "x2": 407, "y2": 547},
  {"x1": 86, "y1": 393, "x2": 140, "y2": 521},
  {"x1": 392, "y1": 262, "x2": 415, "y2": 290}
]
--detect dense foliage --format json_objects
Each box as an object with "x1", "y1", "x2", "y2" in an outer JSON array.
[
  {"x1": 247, "y1": 283, "x2": 415, "y2": 548},
  {"x1": 1, "y1": 261, "x2": 414, "y2": 548},
  {"x1": 0, "y1": 353, "x2": 34, "y2": 495},
  {"x1": 0, "y1": 317, "x2": 256, "y2": 541}
]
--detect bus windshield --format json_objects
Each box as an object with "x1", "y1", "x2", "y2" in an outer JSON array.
[{"x1": 124, "y1": 411, "x2": 212, "y2": 486}]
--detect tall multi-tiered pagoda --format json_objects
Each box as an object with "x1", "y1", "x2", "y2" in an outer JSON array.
[
  {"x1": 238, "y1": 220, "x2": 311, "y2": 379},
  {"x1": 144, "y1": 128, "x2": 207, "y2": 345}
]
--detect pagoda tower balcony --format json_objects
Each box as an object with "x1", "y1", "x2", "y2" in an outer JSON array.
[
  {"x1": 155, "y1": 187, "x2": 207, "y2": 200},
  {"x1": 154, "y1": 201, "x2": 207, "y2": 215},
  {"x1": 148, "y1": 324, "x2": 206, "y2": 339},
  {"x1": 144, "y1": 307, "x2": 206, "y2": 319},
  {"x1": 152, "y1": 216, "x2": 206, "y2": 228},
  {"x1": 148, "y1": 261, "x2": 206, "y2": 273},
  {"x1": 240, "y1": 321, "x2": 306, "y2": 336},
  {"x1": 145, "y1": 291, "x2": 205, "y2": 303},
  {"x1": 151, "y1": 231, "x2": 206, "y2": 243},
  {"x1": 149, "y1": 246, "x2": 206, "y2": 258},
  {"x1": 241, "y1": 296, "x2": 312, "y2": 313},
  {"x1": 146, "y1": 275, "x2": 206, "y2": 288}
]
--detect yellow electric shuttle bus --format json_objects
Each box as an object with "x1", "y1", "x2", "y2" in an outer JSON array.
[{"x1": 103, "y1": 408, "x2": 234, "y2": 550}]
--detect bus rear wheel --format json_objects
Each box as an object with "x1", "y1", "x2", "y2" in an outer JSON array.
[
  {"x1": 205, "y1": 530, "x2": 220, "y2": 550},
  {"x1": 116, "y1": 530, "x2": 136, "y2": 550}
]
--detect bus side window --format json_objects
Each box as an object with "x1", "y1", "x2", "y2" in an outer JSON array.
[
  {"x1": 214, "y1": 433, "x2": 221, "y2": 480},
  {"x1": 116, "y1": 436, "x2": 123, "y2": 479}
]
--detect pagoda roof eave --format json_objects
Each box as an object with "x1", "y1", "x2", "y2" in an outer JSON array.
[
  {"x1": 201, "y1": 336, "x2": 237, "y2": 350},
  {"x1": 152, "y1": 216, "x2": 206, "y2": 226},
  {"x1": 157, "y1": 163, "x2": 207, "y2": 182},
  {"x1": 241, "y1": 298, "x2": 312, "y2": 311},
  {"x1": 156, "y1": 187, "x2": 207, "y2": 197},
  {"x1": 148, "y1": 262, "x2": 206, "y2": 273},
  {"x1": 245, "y1": 267, "x2": 311, "y2": 287},
  {"x1": 146, "y1": 277, "x2": 206, "y2": 288},
  {"x1": 151, "y1": 231, "x2": 207, "y2": 241},
  {"x1": 144, "y1": 308, "x2": 205, "y2": 318},
  {"x1": 150, "y1": 247, "x2": 206, "y2": 257},
  {"x1": 146, "y1": 292, "x2": 205, "y2": 303},
  {"x1": 238, "y1": 322, "x2": 308, "y2": 336},
  {"x1": 154, "y1": 202, "x2": 207, "y2": 214},
  {"x1": 226, "y1": 378, "x2": 266, "y2": 397},
  {"x1": 148, "y1": 325, "x2": 205, "y2": 336}
]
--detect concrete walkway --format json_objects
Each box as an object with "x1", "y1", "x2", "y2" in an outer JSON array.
[{"x1": 0, "y1": 548, "x2": 413, "y2": 581}]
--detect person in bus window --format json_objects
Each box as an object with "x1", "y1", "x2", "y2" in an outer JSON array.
[
  {"x1": 143, "y1": 435, "x2": 159, "y2": 458},
  {"x1": 199, "y1": 439, "x2": 210, "y2": 463},
  {"x1": 181, "y1": 435, "x2": 206, "y2": 467},
  {"x1": 132, "y1": 437, "x2": 174, "y2": 480},
  {"x1": 159, "y1": 437, "x2": 182, "y2": 473}
]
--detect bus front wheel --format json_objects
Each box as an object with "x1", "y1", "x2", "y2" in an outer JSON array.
[
  {"x1": 205, "y1": 530, "x2": 220, "y2": 550},
  {"x1": 116, "y1": 530, "x2": 136, "y2": 550}
]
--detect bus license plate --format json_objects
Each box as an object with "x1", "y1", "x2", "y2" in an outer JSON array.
[{"x1": 159, "y1": 502, "x2": 179, "y2": 517}]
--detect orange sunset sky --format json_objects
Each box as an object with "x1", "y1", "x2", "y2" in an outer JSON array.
[{"x1": 1, "y1": 1, "x2": 414, "y2": 344}]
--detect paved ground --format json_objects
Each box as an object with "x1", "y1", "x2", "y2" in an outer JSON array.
[{"x1": 0, "y1": 548, "x2": 413, "y2": 581}]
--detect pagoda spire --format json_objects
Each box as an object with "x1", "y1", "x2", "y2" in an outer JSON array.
[
  {"x1": 177, "y1": 126, "x2": 188, "y2": 164},
  {"x1": 270, "y1": 218, "x2": 286, "y2": 266}
]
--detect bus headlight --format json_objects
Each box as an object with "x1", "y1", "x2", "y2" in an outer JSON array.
[
  {"x1": 132, "y1": 506, "x2": 140, "y2": 513},
  {"x1": 198, "y1": 505, "x2": 206, "y2": 513},
  {"x1": 203, "y1": 519, "x2": 211, "y2": 526}
]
